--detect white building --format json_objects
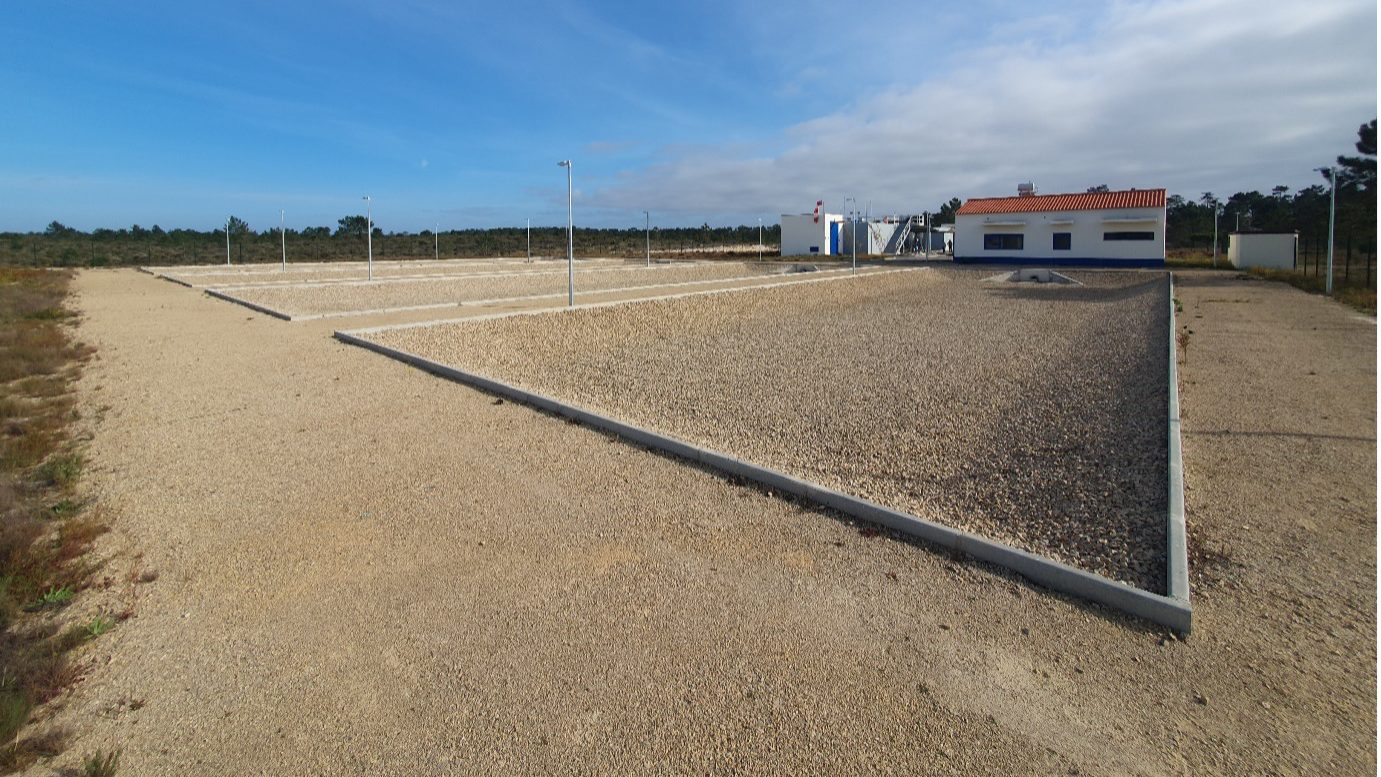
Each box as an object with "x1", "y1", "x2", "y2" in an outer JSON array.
[
  {"x1": 1228, "y1": 232, "x2": 1297, "y2": 270},
  {"x1": 781, "y1": 212, "x2": 844, "y2": 256},
  {"x1": 954, "y1": 188, "x2": 1167, "y2": 266}
]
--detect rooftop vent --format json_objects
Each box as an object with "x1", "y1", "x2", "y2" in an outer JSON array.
[{"x1": 1017, "y1": 182, "x2": 1037, "y2": 197}]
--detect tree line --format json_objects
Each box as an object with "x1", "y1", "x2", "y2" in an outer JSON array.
[
  {"x1": 2, "y1": 221, "x2": 782, "y2": 267},
  {"x1": 3, "y1": 119, "x2": 1372, "y2": 268}
]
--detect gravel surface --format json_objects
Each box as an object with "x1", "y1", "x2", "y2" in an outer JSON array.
[
  {"x1": 38, "y1": 267, "x2": 1373, "y2": 775},
  {"x1": 159, "y1": 258, "x2": 619, "y2": 288},
  {"x1": 224, "y1": 261, "x2": 810, "y2": 318},
  {"x1": 369, "y1": 268, "x2": 1171, "y2": 591}
]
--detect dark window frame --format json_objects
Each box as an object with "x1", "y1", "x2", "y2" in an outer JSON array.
[
  {"x1": 1103, "y1": 231, "x2": 1155, "y2": 241},
  {"x1": 983, "y1": 233, "x2": 1025, "y2": 250},
  {"x1": 1052, "y1": 232, "x2": 1072, "y2": 250}
]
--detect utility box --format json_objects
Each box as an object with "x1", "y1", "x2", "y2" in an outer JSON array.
[{"x1": 1228, "y1": 232, "x2": 1297, "y2": 270}]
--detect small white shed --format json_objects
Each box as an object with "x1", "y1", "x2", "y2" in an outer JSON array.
[
  {"x1": 1228, "y1": 232, "x2": 1297, "y2": 270},
  {"x1": 781, "y1": 213, "x2": 844, "y2": 256}
]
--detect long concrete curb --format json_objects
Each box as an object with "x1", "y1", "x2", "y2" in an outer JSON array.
[
  {"x1": 342, "y1": 267, "x2": 918, "y2": 334},
  {"x1": 206, "y1": 266, "x2": 902, "y2": 323},
  {"x1": 203, "y1": 288, "x2": 293, "y2": 320},
  {"x1": 334, "y1": 286, "x2": 1192, "y2": 632},
  {"x1": 1167, "y1": 274, "x2": 1191, "y2": 608},
  {"x1": 206, "y1": 260, "x2": 694, "y2": 292},
  {"x1": 174, "y1": 259, "x2": 630, "y2": 291}
]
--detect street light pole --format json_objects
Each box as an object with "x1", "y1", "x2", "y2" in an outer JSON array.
[
  {"x1": 225, "y1": 216, "x2": 231, "y2": 266},
  {"x1": 280, "y1": 209, "x2": 286, "y2": 270},
  {"x1": 363, "y1": 195, "x2": 373, "y2": 281},
  {"x1": 526, "y1": 218, "x2": 531, "y2": 263},
  {"x1": 434, "y1": 223, "x2": 439, "y2": 261},
  {"x1": 558, "y1": 161, "x2": 573, "y2": 306},
  {"x1": 1212, "y1": 202, "x2": 1219, "y2": 268},
  {"x1": 645, "y1": 211, "x2": 650, "y2": 268},
  {"x1": 758, "y1": 217, "x2": 763, "y2": 261},
  {"x1": 1324, "y1": 166, "x2": 1337, "y2": 295}
]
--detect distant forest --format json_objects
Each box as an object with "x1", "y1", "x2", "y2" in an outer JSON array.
[
  {"x1": 2, "y1": 120, "x2": 1373, "y2": 269},
  {"x1": 0, "y1": 222, "x2": 781, "y2": 267}
]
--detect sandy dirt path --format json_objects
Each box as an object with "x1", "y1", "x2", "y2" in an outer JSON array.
[{"x1": 25, "y1": 268, "x2": 1375, "y2": 775}]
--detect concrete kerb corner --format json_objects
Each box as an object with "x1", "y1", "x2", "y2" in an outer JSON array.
[{"x1": 333, "y1": 315, "x2": 1194, "y2": 633}]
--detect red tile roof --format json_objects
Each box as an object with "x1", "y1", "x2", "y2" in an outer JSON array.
[{"x1": 956, "y1": 189, "x2": 1166, "y2": 216}]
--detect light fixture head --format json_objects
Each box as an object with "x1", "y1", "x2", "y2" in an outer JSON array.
[{"x1": 558, "y1": 160, "x2": 570, "y2": 168}]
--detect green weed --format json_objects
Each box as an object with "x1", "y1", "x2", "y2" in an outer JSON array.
[
  {"x1": 79, "y1": 748, "x2": 120, "y2": 777},
  {"x1": 84, "y1": 616, "x2": 113, "y2": 640},
  {"x1": 38, "y1": 455, "x2": 82, "y2": 489},
  {"x1": 28, "y1": 587, "x2": 73, "y2": 611}
]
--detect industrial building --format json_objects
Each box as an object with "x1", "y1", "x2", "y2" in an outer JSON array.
[
  {"x1": 781, "y1": 211, "x2": 943, "y2": 257},
  {"x1": 954, "y1": 186, "x2": 1167, "y2": 266}
]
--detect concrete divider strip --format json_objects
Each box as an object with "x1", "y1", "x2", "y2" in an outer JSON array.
[
  {"x1": 1167, "y1": 274, "x2": 1190, "y2": 608},
  {"x1": 344, "y1": 267, "x2": 916, "y2": 334},
  {"x1": 210, "y1": 265, "x2": 909, "y2": 324}
]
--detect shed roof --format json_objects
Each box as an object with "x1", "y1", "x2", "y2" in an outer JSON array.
[{"x1": 957, "y1": 189, "x2": 1166, "y2": 216}]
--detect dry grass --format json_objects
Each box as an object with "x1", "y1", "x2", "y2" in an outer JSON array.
[
  {"x1": 0, "y1": 269, "x2": 109, "y2": 772},
  {"x1": 1245, "y1": 267, "x2": 1377, "y2": 315},
  {"x1": 1166, "y1": 248, "x2": 1221, "y2": 268}
]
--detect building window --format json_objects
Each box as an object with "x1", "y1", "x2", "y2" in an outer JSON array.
[
  {"x1": 1053, "y1": 232, "x2": 1071, "y2": 250},
  {"x1": 1103, "y1": 231, "x2": 1155, "y2": 241},
  {"x1": 983, "y1": 233, "x2": 1024, "y2": 250}
]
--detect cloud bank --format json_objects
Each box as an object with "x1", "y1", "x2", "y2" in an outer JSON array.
[{"x1": 591, "y1": 0, "x2": 1377, "y2": 218}]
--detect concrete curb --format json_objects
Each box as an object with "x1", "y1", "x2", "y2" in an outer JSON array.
[
  {"x1": 204, "y1": 288, "x2": 293, "y2": 320},
  {"x1": 206, "y1": 260, "x2": 694, "y2": 292},
  {"x1": 334, "y1": 299, "x2": 1193, "y2": 632},
  {"x1": 206, "y1": 265, "x2": 905, "y2": 323},
  {"x1": 1167, "y1": 274, "x2": 1191, "y2": 609},
  {"x1": 342, "y1": 267, "x2": 918, "y2": 335},
  {"x1": 149, "y1": 272, "x2": 197, "y2": 289}
]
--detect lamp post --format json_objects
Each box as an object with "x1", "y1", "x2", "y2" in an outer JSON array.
[
  {"x1": 362, "y1": 195, "x2": 373, "y2": 280},
  {"x1": 1211, "y1": 202, "x2": 1220, "y2": 268},
  {"x1": 644, "y1": 210, "x2": 650, "y2": 268},
  {"x1": 839, "y1": 195, "x2": 850, "y2": 271},
  {"x1": 758, "y1": 217, "x2": 763, "y2": 261},
  {"x1": 434, "y1": 223, "x2": 439, "y2": 261},
  {"x1": 225, "y1": 216, "x2": 231, "y2": 266},
  {"x1": 1318, "y1": 167, "x2": 1337, "y2": 295},
  {"x1": 558, "y1": 160, "x2": 573, "y2": 306},
  {"x1": 526, "y1": 218, "x2": 531, "y2": 263},
  {"x1": 280, "y1": 209, "x2": 286, "y2": 270}
]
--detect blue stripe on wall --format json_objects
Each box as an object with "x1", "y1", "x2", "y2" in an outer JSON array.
[{"x1": 953, "y1": 256, "x2": 1166, "y2": 268}]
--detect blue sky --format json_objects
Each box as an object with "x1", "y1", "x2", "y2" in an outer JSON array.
[{"x1": 3, "y1": 0, "x2": 1375, "y2": 232}]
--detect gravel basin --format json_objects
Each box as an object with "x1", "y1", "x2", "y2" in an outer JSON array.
[
  {"x1": 366, "y1": 268, "x2": 1171, "y2": 592},
  {"x1": 225, "y1": 261, "x2": 809, "y2": 318}
]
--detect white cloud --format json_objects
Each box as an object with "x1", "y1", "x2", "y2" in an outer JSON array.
[{"x1": 591, "y1": 0, "x2": 1377, "y2": 218}]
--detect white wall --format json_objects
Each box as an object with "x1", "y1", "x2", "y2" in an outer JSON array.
[
  {"x1": 954, "y1": 207, "x2": 1166, "y2": 265},
  {"x1": 781, "y1": 213, "x2": 840, "y2": 256},
  {"x1": 1228, "y1": 233, "x2": 1296, "y2": 270}
]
